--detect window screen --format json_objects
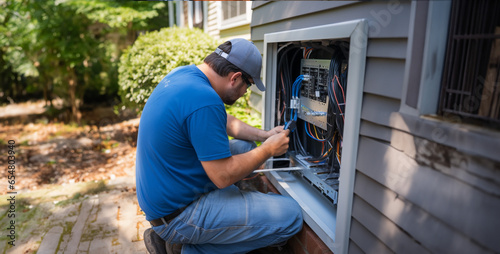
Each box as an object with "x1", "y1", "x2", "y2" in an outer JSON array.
[
  {"x1": 222, "y1": 1, "x2": 246, "y2": 21},
  {"x1": 439, "y1": 0, "x2": 500, "y2": 125}
]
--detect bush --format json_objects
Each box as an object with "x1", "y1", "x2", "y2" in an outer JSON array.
[
  {"x1": 118, "y1": 27, "x2": 219, "y2": 110},
  {"x1": 225, "y1": 93, "x2": 262, "y2": 129}
]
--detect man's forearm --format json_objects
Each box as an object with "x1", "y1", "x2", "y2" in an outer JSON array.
[
  {"x1": 227, "y1": 114, "x2": 267, "y2": 142},
  {"x1": 201, "y1": 129, "x2": 290, "y2": 189},
  {"x1": 201, "y1": 144, "x2": 272, "y2": 189}
]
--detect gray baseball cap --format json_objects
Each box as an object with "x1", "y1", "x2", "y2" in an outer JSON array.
[{"x1": 214, "y1": 38, "x2": 265, "y2": 92}]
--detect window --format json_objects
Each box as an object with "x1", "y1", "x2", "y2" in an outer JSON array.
[
  {"x1": 222, "y1": 1, "x2": 246, "y2": 21},
  {"x1": 220, "y1": 1, "x2": 250, "y2": 29},
  {"x1": 439, "y1": 0, "x2": 500, "y2": 126},
  {"x1": 192, "y1": 1, "x2": 204, "y2": 29}
]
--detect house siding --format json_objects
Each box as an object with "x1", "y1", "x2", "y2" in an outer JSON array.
[
  {"x1": 252, "y1": 1, "x2": 500, "y2": 254},
  {"x1": 207, "y1": 2, "x2": 220, "y2": 40}
]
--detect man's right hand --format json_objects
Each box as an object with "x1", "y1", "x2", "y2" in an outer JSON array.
[
  {"x1": 201, "y1": 129, "x2": 290, "y2": 189},
  {"x1": 261, "y1": 129, "x2": 290, "y2": 157}
]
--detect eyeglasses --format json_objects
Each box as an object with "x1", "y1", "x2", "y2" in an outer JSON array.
[{"x1": 241, "y1": 75, "x2": 253, "y2": 89}]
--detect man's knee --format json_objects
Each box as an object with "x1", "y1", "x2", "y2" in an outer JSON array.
[
  {"x1": 229, "y1": 139, "x2": 257, "y2": 155},
  {"x1": 266, "y1": 195, "x2": 303, "y2": 236},
  {"x1": 283, "y1": 197, "x2": 303, "y2": 235}
]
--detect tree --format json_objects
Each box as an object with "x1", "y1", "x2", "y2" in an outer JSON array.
[
  {"x1": 0, "y1": 0, "x2": 39, "y2": 103},
  {"x1": 0, "y1": 0, "x2": 168, "y2": 122}
]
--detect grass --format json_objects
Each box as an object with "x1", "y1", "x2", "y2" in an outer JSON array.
[
  {"x1": 0, "y1": 179, "x2": 110, "y2": 251},
  {"x1": 55, "y1": 180, "x2": 108, "y2": 207}
]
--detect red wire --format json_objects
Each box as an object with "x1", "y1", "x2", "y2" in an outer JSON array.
[
  {"x1": 332, "y1": 75, "x2": 345, "y2": 122},
  {"x1": 306, "y1": 122, "x2": 315, "y2": 137},
  {"x1": 307, "y1": 122, "x2": 326, "y2": 142},
  {"x1": 335, "y1": 75, "x2": 346, "y2": 102},
  {"x1": 305, "y1": 48, "x2": 313, "y2": 58},
  {"x1": 281, "y1": 72, "x2": 286, "y2": 96},
  {"x1": 280, "y1": 72, "x2": 286, "y2": 120}
]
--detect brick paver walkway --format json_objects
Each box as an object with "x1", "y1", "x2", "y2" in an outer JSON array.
[
  {"x1": 2, "y1": 175, "x2": 295, "y2": 254},
  {"x1": 4, "y1": 177, "x2": 149, "y2": 254}
]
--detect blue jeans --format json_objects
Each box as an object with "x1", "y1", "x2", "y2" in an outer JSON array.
[{"x1": 152, "y1": 139, "x2": 303, "y2": 254}]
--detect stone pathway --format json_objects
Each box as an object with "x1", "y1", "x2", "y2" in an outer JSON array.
[
  {"x1": 1, "y1": 175, "x2": 295, "y2": 254},
  {"x1": 3, "y1": 177, "x2": 149, "y2": 254}
]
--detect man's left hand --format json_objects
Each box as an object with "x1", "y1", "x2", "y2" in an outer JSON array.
[{"x1": 264, "y1": 125, "x2": 285, "y2": 140}]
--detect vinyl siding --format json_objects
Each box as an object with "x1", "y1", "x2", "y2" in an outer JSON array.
[
  {"x1": 219, "y1": 24, "x2": 251, "y2": 41},
  {"x1": 207, "y1": 2, "x2": 220, "y2": 40},
  {"x1": 252, "y1": 1, "x2": 500, "y2": 254}
]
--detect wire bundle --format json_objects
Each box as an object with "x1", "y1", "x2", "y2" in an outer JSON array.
[
  {"x1": 277, "y1": 45, "x2": 302, "y2": 124},
  {"x1": 327, "y1": 47, "x2": 348, "y2": 138},
  {"x1": 326, "y1": 44, "x2": 348, "y2": 168},
  {"x1": 275, "y1": 42, "x2": 348, "y2": 169},
  {"x1": 290, "y1": 75, "x2": 304, "y2": 122}
]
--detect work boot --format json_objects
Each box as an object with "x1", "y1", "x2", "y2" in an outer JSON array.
[
  {"x1": 166, "y1": 242, "x2": 183, "y2": 254},
  {"x1": 144, "y1": 228, "x2": 182, "y2": 254},
  {"x1": 144, "y1": 228, "x2": 167, "y2": 254}
]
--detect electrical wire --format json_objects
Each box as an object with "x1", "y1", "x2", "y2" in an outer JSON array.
[{"x1": 276, "y1": 42, "x2": 349, "y2": 168}]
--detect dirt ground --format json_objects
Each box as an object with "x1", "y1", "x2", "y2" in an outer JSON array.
[
  {"x1": 0, "y1": 100, "x2": 139, "y2": 194},
  {"x1": 0, "y1": 100, "x2": 298, "y2": 254}
]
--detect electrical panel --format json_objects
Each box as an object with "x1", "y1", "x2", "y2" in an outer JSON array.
[
  {"x1": 274, "y1": 41, "x2": 349, "y2": 206},
  {"x1": 263, "y1": 21, "x2": 368, "y2": 252},
  {"x1": 298, "y1": 59, "x2": 330, "y2": 130}
]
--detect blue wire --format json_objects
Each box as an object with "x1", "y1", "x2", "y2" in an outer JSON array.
[
  {"x1": 290, "y1": 75, "x2": 303, "y2": 121},
  {"x1": 304, "y1": 121, "x2": 328, "y2": 141}
]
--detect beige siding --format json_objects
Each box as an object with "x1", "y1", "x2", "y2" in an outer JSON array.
[
  {"x1": 219, "y1": 24, "x2": 251, "y2": 41},
  {"x1": 207, "y1": 2, "x2": 220, "y2": 40},
  {"x1": 252, "y1": 1, "x2": 500, "y2": 254},
  {"x1": 183, "y1": 2, "x2": 188, "y2": 28}
]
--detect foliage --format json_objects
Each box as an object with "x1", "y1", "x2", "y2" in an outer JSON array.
[
  {"x1": 225, "y1": 92, "x2": 262, "y2": 129},
  {"x1": 118, "y1": 27, "x2": 219, "y2": 110},
  {"x1": 0, "y1": 0, "x2": 169, "y2": 120},
  {"x1": 0, "y1": 0, "x2": 40, "y2": 102},
  {"x1": 60, "y1": 0, "x2": 166, "y2": 30}
]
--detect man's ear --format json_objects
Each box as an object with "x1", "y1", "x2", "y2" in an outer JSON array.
[{"x1": 229, "y1": 72, "x2": 242, "y2": 87}]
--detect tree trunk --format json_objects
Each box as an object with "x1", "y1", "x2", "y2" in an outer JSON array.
[
  {"x1": 126, "y1": 22, "x2": 136, "y2": 46},
  {"x1": 68, "y1": 68, "x2": 81, "y2": 124},
  {"x1": 43, "y1": 78, "x2": 53, "y2": 107}
]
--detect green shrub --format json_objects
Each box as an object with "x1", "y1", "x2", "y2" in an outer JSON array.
[
  {"x1": 225, "y1": 93, "x2": 262, "y2": 130},
  {"x1": 118, "y1": 27, "x2": 219, "y2": 110}
]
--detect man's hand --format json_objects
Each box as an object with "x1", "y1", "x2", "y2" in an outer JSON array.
[
  {"x1": 201, "y1": 129, "x2": 290, "y2": 189},
  {"x1": 261, "y1": 129, "x2": 290, "y2": 157},
  {"x1": 262, "y1": 125, "x2": 285, "y2": 141}
]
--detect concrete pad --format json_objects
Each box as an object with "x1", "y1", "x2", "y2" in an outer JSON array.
[
  {"x1": 51, "y1": 203, "x2": 79, "y2": 222},
  {"x1": 95, "y1": 193, "x2": 119, "y2": 228},
  {"x1": 8, "y1": 236, "x2": 42, "y2": 254},
  {"x1": 78, "y1": 241, "x2": 91, "y2": 252},
  {"x1": 132, "y1": 240, "x2": 148, "y2": 253},
  {"x1": 37, "y1": 226, "x2": 64, "y2": 254},
  {"x1": 64, "y1": 196, "x2": 98, "y2": 254},
  {"x1": 117, "y1": 197, "x2": 139, "y2": 243},
  {"x1": 88, "y1": 236, "x2": 113, "y2": 253},
  {"x1": 56, "y1": 234, "x2": 70, "y2": 254},
  {"x1": 108, "y1": 176, "x2": 135, "y2": 188}
]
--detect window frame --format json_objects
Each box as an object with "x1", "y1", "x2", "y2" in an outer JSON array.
[
  {"x1": 438, "y1": 0, "x2": 500, "y2": 125},
  {"x1": 219, "y1": 1, "x2": 252, "y2": 30},
  {"x1": 400, "y1": 0, "x2": 452, "y2": 116},
  {"x1": 398, "y1": 1, "x2": 499, "y2": 162}
]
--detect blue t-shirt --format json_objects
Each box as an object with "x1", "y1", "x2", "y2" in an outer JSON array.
[{"x1": 136, "y1": 65, "x2": 232, "y2": 221}]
